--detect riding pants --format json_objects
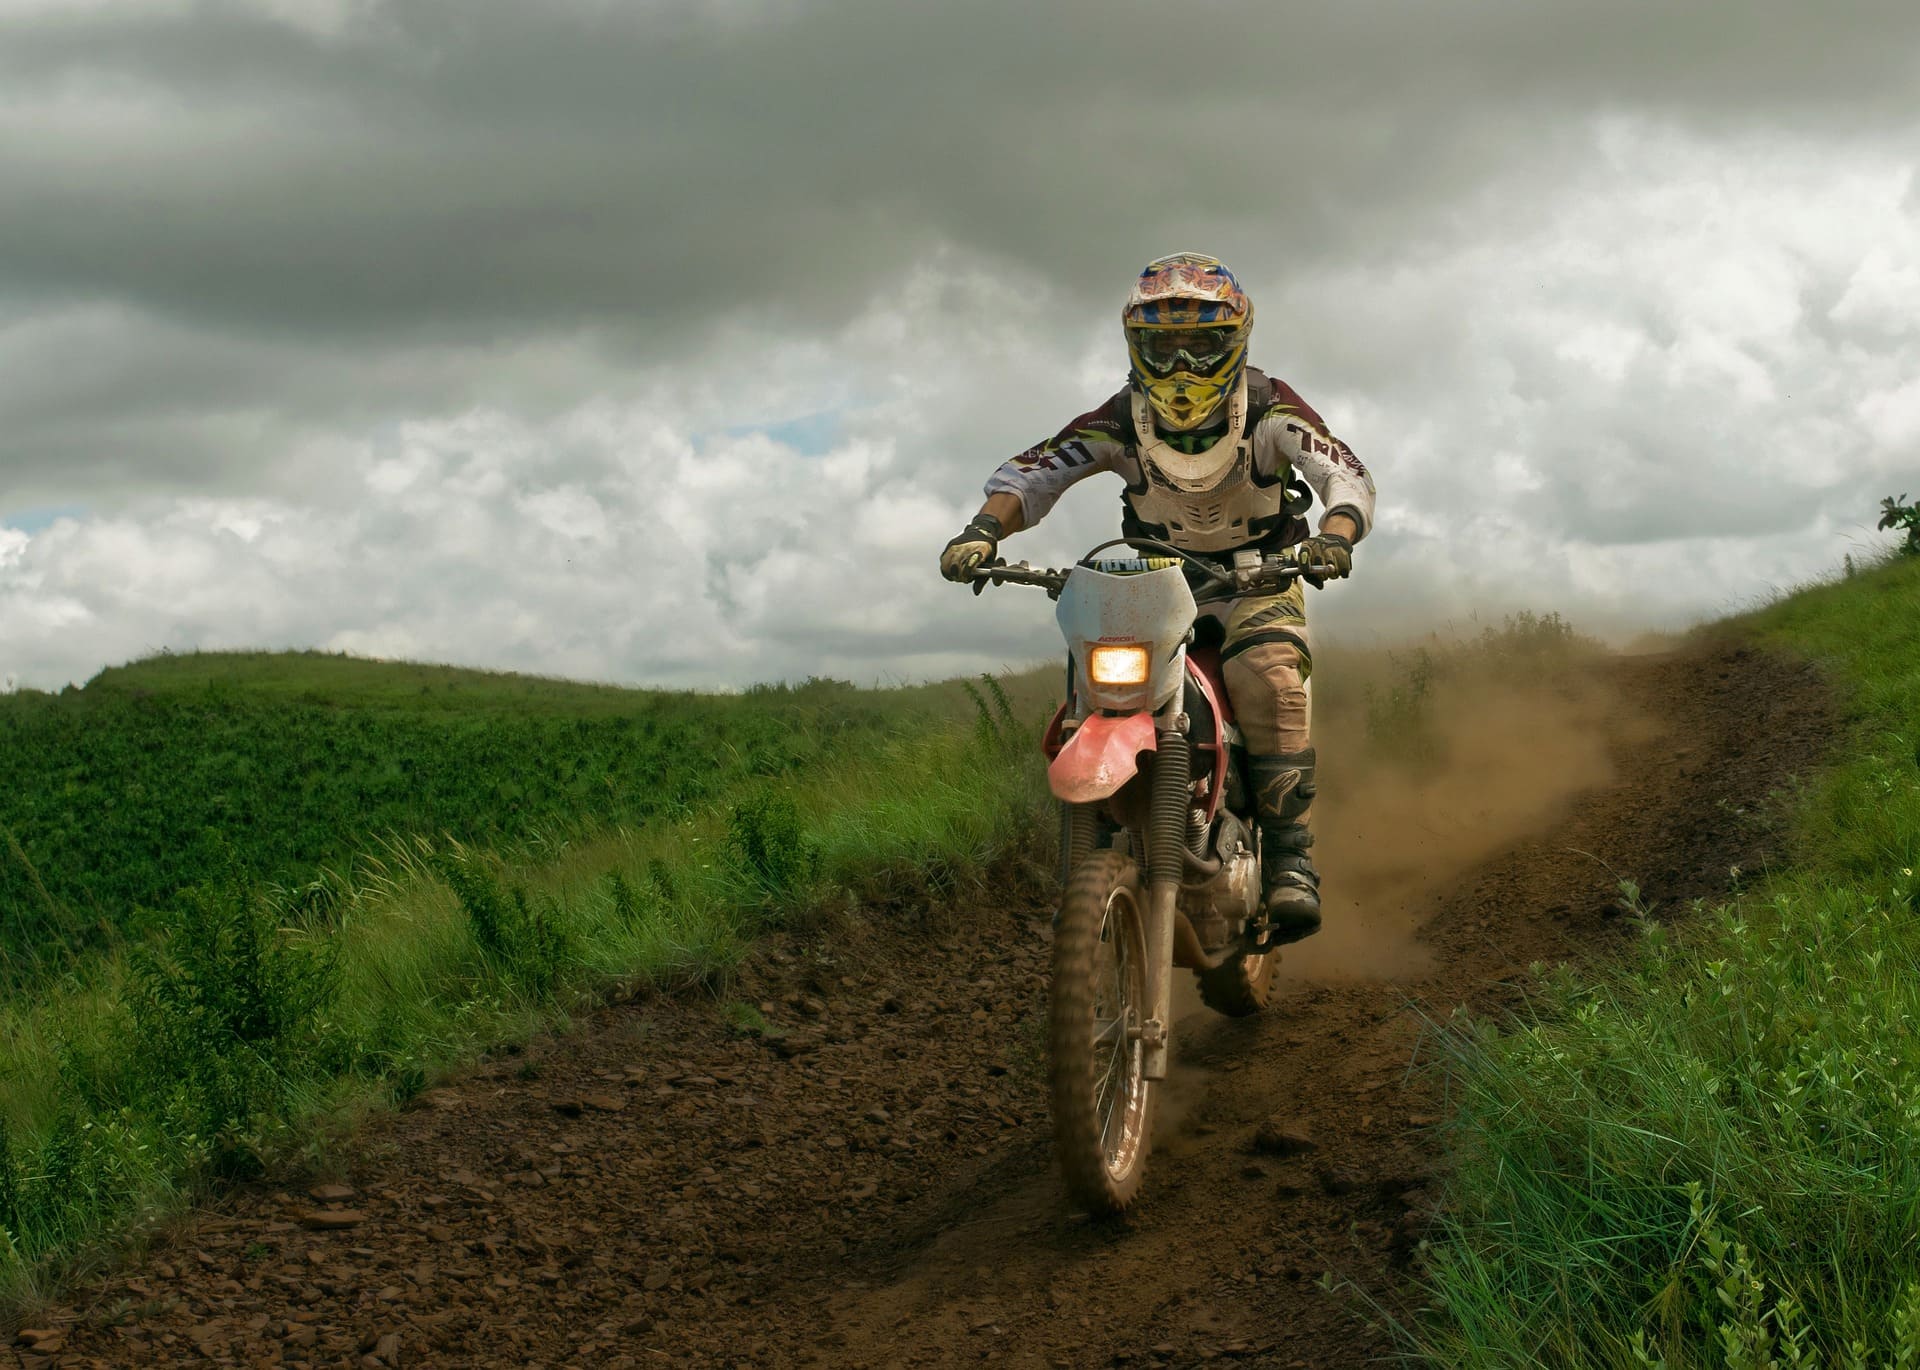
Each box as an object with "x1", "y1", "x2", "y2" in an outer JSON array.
[{"x1": 1205, "y1": 580, "x2": 1311, "y2": 755}]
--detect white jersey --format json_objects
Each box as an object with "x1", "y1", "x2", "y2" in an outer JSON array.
[{"x1": 983, "y1": 368, "x2": 1375, "y2": 554}]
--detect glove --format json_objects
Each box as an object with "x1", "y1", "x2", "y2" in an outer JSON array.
[
  {"x1": 940, "y1": 513, "x2": 1005, "y2": 584},
  {"x1": 1293, "y1": 532, "x2": 1353, "y2": 587}
]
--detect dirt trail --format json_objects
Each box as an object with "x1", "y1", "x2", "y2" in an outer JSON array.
[{"x1": 26, "y1": 641, "x2": 1829, "y2": 1370}]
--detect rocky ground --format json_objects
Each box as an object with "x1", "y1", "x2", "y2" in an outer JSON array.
[{"x1": 14, "y1": 639, "x2": 1831, "y2": 1369}]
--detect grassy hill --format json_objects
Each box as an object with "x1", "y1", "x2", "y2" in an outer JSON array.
[
  {"x1": 0, "y1": 650, "x2": 1053, "y2": 1297},
  {"x1": 1414, "y1": 552, "x2": 1920, "y2": 1367},
  {"x1": 0, "y1": 651, "x2": 1024, "y2": 983}
]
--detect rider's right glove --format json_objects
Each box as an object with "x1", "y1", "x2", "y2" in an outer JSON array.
[
  {"x1": 940, "y1": 513, "x2": 1005, "y2": 585},
  {"x1": 1293, "y1": 532, "x2": 1353, "y2": 588}
]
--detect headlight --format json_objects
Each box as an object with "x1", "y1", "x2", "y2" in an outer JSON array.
[{"x1": 1088, "y1": 644, "x2": 1151, "y2": 686}]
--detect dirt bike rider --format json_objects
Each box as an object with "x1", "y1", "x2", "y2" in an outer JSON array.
[{"x1": 939, "y1": 253, "x2": 1376, "y2": 944}]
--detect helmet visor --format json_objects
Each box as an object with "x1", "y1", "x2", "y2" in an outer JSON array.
[{"x1": 1131, "y1": 326, "x2": 1240, "y2": 377}]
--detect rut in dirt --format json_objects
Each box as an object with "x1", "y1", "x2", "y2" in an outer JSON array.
[{"x1": 31, "y1": 639, "x2": 1829, "y2": 1370}]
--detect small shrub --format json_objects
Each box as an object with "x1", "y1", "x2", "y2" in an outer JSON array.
[
  {"x1": 645, "y1": 857, "x2": 679, "y2": 908},
  {"x1": 271, "y1": 868, "x2": 349, "y2": 926},
  {"x1": 1364, "y1": 647, "x2": 1439, "y2": 765},
  {"x1": 728, "y1": 788, "x2": 819, "y2": 900},
  {"x1": 721, "y1": 1000, "x2": 771, "y2": 1037},
  {"x1": 436, "y1": 854, "x2": 570, "y2": 998},
  {"x1": 605, "y1": 870, "x2": 645, "y2": 925},
  {"x1": 0, "y1": 1119, "x2": 19, "y2": 1252},
  {"x1": 121, "y1": 869, "x2": 341, "y2": 1176},
  {"x1": 1359, "y1": 611, "x2": 1596, "y2": 771},
  {"x1": 0, "y1": 824, "x2": 85, "y2": 984},
  {"x1": 1475, "y1": 609, "x2": 1585, "y2": 670},
  {"x1": 961, "y1": 673, "x2": 1023, "y2": 754},
  {"x1": 1878, "y1": 493, "x2": 1920, "y2": 556}
]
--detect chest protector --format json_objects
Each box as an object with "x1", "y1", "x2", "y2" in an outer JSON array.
[{"x1": 1121, "y1": 376, "x2": 1306, "y2": 553}]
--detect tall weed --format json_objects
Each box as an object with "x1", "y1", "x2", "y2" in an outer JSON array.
[
  {"x1": 962, "y1": 673, "x2": 1023, "y2": 752},
  {"x1": 435, "y1": 851, "x2": 570, "y2": 999}
]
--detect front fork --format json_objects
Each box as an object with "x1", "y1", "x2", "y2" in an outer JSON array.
[{"x1": 1140, "y1": 670, "x2": 1190, "y2": 1082}]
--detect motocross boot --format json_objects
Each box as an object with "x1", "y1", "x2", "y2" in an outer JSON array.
[{"x1": 1249, "y1": 749, "x2": 1321, "y2": 943}]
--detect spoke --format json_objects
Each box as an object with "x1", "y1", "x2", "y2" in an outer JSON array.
[
  {"x1": 1094, "y1": 1036, "x2": 1122, "y2": 1107},
  {"x1": 1091, "y1": 885, "x2": 1144, "y2": 1170},
  {"x1": 1100, "y1": 1061, "x2": 1126, "y2": 1153}
]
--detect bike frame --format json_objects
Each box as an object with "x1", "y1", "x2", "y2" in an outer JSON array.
[
  {"x1": 970, "y1": 540, "x2": 1322, "y2": 1213},
  {"x1": 976, "y1": 543, "x2": 1315, "y2": 1084},
  {"x1": 1042, "y1": 559, "x2": 1195, "y2": 1082}
]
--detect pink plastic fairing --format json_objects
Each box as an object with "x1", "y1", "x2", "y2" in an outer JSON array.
[
  {"x1": 1186, "y1": 648, "x2": 1233, "y2": 723},
  {"x1": 1046, "y1": 711, "x2": 1158, "y2": 803},
  {"x1": 1184, "y1": 651, "x2": 1231, "y2": 821}
]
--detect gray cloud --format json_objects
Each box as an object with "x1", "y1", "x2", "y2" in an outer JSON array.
[
  {"x1": 3, "y1": 0, "x2": 1919, "y2": 687},
  {"x1": 9, "y1": 1, "x2": 1919, "y2": 340}
]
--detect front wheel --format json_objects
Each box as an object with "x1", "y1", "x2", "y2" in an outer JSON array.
[
  {"x1": 1049, "y1": 849, "x2": 1154, "y2": 1214},
  {"x1": 1195, "y1": 946, "x2": 1277, "y2": 1017}
]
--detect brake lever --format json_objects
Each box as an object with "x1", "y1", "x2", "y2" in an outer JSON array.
[{"x1": 1226, "y1": 562, "x2": 1336, "y2": 594}]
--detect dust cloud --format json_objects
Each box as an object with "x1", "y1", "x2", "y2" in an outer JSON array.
[
  {"x1": 1156, "y1": 643, "x2": 1662, "y2": 1149},
  {"x1": 1163, "y1": 646, "x2": 1661, "y2": 1026},
  {"x1": 1287, "y1": 659, "x2": 1658, "y2": 984}
]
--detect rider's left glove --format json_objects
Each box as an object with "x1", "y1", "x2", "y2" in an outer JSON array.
[
  {"x1": 1293, "y1": 532, "x2": 1353, "y2": 587},
  {"x1": 940, "y1": 513, "x2": 1005, "y2": 585}
]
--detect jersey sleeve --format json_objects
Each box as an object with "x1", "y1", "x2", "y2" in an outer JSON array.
[
  {"x1": 1253, "y1": 381, "x2": 1377, "y2": 541},
  {"x1": 982, "y1": 390, "x2": 1133, "y2": 527}
]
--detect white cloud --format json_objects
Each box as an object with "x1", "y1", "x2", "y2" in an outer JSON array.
[
  {"x1": 1832, "y1": 243, "x2": 1920, "y2": 338},
  {"x1": 1858, "y1": 377, "x2": 1920, "y2": 453}
]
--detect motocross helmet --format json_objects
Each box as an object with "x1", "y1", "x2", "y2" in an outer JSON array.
[{"x1": 1122, "y1": 252, "x2": 1253, "y2": 433}]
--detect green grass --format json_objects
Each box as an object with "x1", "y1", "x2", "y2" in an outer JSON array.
[
  {"x1": 1412, "y1": 552, "x2": 1920, "y2": 1367},
  {"x1": 0, "y1": 653, "x2": 1051, "y2": 1303},
  {"x1": 0, "y1": 650, "x2": 1027, "y2": 984}
]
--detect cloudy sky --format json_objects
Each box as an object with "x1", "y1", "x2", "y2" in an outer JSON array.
[{"x1": 3, "y1": 0, "x2": 1918, "y2": 692}]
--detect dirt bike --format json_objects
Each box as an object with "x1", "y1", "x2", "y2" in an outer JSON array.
[{"x1": 972, "y1": 538, "x2": 1325, "y2": 1214}]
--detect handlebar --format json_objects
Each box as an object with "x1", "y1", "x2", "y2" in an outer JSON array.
[{"x1": 968, "y1": 549, "x2": 1331, "y2": 600}]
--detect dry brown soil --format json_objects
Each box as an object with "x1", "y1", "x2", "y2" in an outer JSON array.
[{"x1": 19, "y1": 640, "x2": 1830, "y2": 1370}]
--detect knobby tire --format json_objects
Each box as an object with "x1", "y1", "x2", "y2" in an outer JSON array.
[{"x1": 1048, "y1": 849, "x2": 1153, "y2": 1214}]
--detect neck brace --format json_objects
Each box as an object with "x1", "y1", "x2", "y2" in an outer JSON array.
[{"x1": 1130, "y1": 374, "x2": 1249, "y2": 492}]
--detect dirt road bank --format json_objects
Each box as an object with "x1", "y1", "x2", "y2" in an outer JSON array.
[{"x1": 27, "y1": 640, "x2": 1830, "y2": 1369}]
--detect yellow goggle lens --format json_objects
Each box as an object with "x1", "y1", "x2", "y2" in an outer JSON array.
[{"x1": 1088, "y1": 644, "x2": 1151, "y2": 686}]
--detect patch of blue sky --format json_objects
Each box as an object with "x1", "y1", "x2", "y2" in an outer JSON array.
[
  {"x1": 1, "y1": 505, "x2": 88, "y2": 534},
  {"x1": 716, "y1": 409, "x2": 842, "y2": 456}
]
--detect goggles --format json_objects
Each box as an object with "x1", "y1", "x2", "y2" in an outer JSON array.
[{"x1": 1130, "y1": 326, "x2": 1241, "y2": 377}]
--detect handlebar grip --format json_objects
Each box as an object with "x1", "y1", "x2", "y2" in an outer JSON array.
[{"x1": 967, "y1": 560, "x2": 1068, "y2": 592}]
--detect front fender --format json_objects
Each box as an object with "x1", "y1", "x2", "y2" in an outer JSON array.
[{"x1": 1047, "y1": 712, "x2": 1157, "y2": 804}]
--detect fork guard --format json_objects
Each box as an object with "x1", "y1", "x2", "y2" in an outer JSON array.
[{"x1": 1046, "y1": 712, "x2": 1158, "y2": 804}]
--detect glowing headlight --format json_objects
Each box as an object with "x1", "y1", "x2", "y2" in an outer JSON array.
[{"x1": 1088, "y1": 644, "x2": 1151, "y2": 686}]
